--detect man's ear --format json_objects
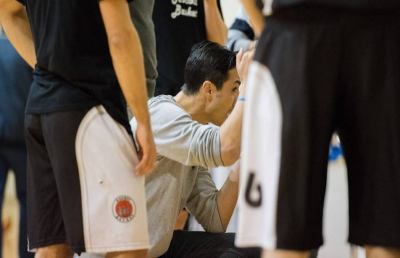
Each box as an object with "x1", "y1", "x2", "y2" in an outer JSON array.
[{"x1": 200, "y1": 80, "x2": 217, "y2": 99}]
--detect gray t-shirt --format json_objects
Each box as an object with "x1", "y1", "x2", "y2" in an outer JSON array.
[
  {"x1": 129, "y1": 0, "x2": 157, "y2": 97},
  {"x1": 131, "y1": 95, "x2": 225, "y2": 257}
]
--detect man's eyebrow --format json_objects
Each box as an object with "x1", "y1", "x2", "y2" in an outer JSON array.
[{"x1": 234, "y1": 80, "x2": 241, "y2": 85}]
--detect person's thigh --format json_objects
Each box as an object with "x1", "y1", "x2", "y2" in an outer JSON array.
[
  {"x1": 365, "y1": 246, "x2": 400, "y2": 258},
  {"x1": 161, "y1": 231, "x2": 260, "y2": 258},
  {"x1": 339, "y1": 12, "x2": 400, "y2": 249},
  {"x1": 236, "y1": 8, "x2": 342, "y2": 252},
  {"x1": 25, "y1": 114, "x2": 68, "y2": 252}
]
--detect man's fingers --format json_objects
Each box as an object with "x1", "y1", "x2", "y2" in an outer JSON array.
[
  {"x1": 136, "y1": 155, "x2": 153, "y2": 175},
  {"x1": 134, "y1": 124, "x2": 156, "y2": 175},
  {"x1": 243, "y1": 49, "x2": 254, "y2": 62},
  {"x1": 236, "y1": 48, "x2": 244, "y2": 63},
  {"x1": 135, "y1": 147, "x2": 156, "y2": 175}
]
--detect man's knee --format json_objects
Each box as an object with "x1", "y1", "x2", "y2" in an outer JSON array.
[
  {"x1": 262, "y1": 250, "x2": 310, "y2": 258},
  {"x1": 105, "y1": 249, "x2": 147, "y2": 258},
  {"x1": 35, "y1": 244, "x2": 73, "y2": 258},
  {"x1": 366, "y1": 246, "x2": 400, "y2": 258}
]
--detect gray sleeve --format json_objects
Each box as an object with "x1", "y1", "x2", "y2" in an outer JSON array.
[
  {"x1": 185, "y1": 168, "x2": 224, "y2": 233},
  {"x1": 150, "y1": 101, "x2": 224, "y2": 168}
]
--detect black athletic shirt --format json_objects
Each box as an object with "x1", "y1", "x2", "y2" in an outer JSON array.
[
  {"x1": 17, "y1": 0, "x2": 133, "y2": 132},
  {"x1": 266, "y1": 0, "x2": 400, "y2": 12},
  {"x1": 153, "y1": 0, "x2": 221, "y2": 96}
]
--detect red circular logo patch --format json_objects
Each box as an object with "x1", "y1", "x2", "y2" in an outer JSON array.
[{"x1": 112, "y1": 195, "x2": 136, "y2": 223}]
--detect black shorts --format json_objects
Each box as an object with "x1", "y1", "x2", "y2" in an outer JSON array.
[
  {"x1": 236, "y1": 7, "x2": 400, "y2": 250},
  {"x1": 25, "y1": 106, "x2": 149, "y2": 254}
]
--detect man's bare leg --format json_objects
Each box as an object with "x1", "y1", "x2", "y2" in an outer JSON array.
[
  {"x1": 366, "y1": 246, "x2": 400, "y2": 258},
  {"x1": 106, "y1": 249, "x2": 147, "y2": 258},
  {"x1": 262, "y1": 249, "x2": 310, "y2": 258},
  {"x1": 35, "y1": 244, "x2": 73, "y2": 258}
]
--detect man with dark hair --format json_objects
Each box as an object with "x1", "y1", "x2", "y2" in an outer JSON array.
[
  {"x1": 183, "y1": 41, "x2": 237, "y2": 96},
  {"x1": 0, "y1": 0, "x2": 156, "y2": 258},
  {"x1": 130, "y1": 41, "x2": 259, "y2": 258}
]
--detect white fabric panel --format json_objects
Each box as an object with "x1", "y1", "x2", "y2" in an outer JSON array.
[
  {"x1": 235, "y1": 62, "x2": 282, "y2": 250},
  {"x1": 76, "y1": 106, "x2": 149, "y2": 253}
]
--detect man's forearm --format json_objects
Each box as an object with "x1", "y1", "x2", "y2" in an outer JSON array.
[
  {"x1": 0, "y1": 2, "x2": 36, "y2": 67},
  {"x1": 100, "y1": 0, "x2": 151, "y2": 126},
  {"x1": 219, "y1": 46, "x2": 253, "y2": 166},
  {"x1": 240, "y1": 0, "x2": 265, "y2": 38},
  {"x1": 107, "y1": 29, "x2": 151, "y2": 125},
  {"x1": 216, "y1": 162, "x2": 240, "y2": 230},
  {"x1": 204, "y1": 0, "x2": 227, "y2": 45},
  {"x1": 219, "y1": 91, "x2": 245, "y2": 165},
  {"x1": 101, "y1": 0, "x2": 157, "y2": 174}
]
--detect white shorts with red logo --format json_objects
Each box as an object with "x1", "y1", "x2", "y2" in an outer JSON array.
[
  {"x1": 76, "y1": 105, "x2": 149, "y2": 253},
  {"x1": 26, "y1": 105, "x2": 149, "y2": 254}
]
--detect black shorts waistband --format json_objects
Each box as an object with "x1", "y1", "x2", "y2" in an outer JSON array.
[{"x1": 267, "y1": 5, "x2": 400, "y2": 24}]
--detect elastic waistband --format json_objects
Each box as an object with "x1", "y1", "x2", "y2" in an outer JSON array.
[{"x1": 268, "y1": 5, "x2": 400, "y2": 24}]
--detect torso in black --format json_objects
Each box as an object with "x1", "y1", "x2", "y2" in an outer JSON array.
[
  {"x1": 153, "y1": 0, "x2": 221, "y2": 96},
  {"x1": 18, "y1": 0, "x2": 132, "y2": 132}
]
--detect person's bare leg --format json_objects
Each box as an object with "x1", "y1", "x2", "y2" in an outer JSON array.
[
  {"x1": 106, "y1": 249, "x2": 147, "y2": 258},
  {"x1": 366, "y1": 246, "x2": 400, "y2": 258},
  {"x1": 35, "y1": 244, "x2": 73, "y2": 258},
  {"x1": 262, "y1": 249, "x2": 310, "y2": 258}
]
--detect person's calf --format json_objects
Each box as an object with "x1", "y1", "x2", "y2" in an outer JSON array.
[
  {"x1": 262, "y1": 250, "x2": 310, "y2": 258},
  {"x1": 366, "y1": 246, "x2": 400, "y2": 258},
  {"x1": 105, "y1": 249, "x2": 147, "y2": 258},
  {"x1": 34, "y1": 244, "x2": 73, "y2": 258}
]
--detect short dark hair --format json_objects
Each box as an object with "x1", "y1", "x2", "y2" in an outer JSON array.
[{"x1": 182, "y1": 41, "x2": 236, "y2": 95}]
